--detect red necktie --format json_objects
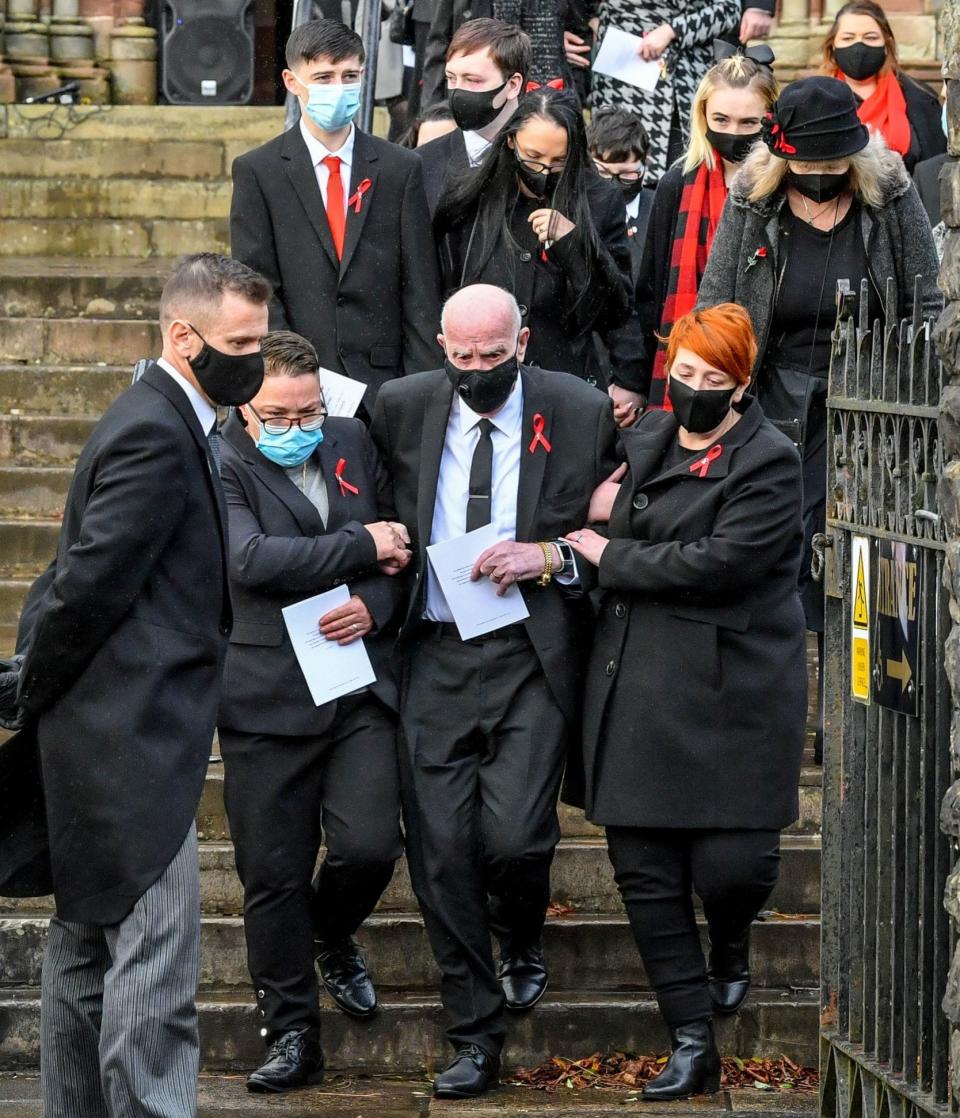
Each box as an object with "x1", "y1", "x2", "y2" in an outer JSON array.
[{"x1": 323, "y1": 155, "x2": 345, "y2": 260}]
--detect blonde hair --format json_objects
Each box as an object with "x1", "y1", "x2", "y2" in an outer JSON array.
[
  {"x1": 742, "y1": 130, "x2": 890, "y2": 208},
  {"x1": 683, "y1": 55, "x2": 779, "y2": 175}
]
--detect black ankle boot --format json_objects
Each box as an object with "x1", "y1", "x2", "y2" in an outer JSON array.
[
  {"x1": 708, "y1": 927, "x2": 751, "y2": 1015},
  {"x1": 642, "y1": 1020, "x2": 721, "y2": 1101}
]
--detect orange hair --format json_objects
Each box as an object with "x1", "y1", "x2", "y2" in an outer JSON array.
[{"x1": 664, "y1": 304, "x2": 757, "y2": 386}]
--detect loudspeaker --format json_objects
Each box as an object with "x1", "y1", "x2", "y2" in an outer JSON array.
[{"x1": 161, "y1": 0, "x2": 255, "y2": 106}]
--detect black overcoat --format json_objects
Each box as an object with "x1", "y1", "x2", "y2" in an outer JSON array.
[
  {"x1": 580, "y1": 398, "x2": 807, "y2": 830},
  {"x1": 231, "y1": 127, "x2": 442, "y2": 408},
  {"x1": 14, "y1": 364, "x2": 231, "y2": 924},
  {"x1": 217, "y1": 412, "x2": 406, "y2": 737}
]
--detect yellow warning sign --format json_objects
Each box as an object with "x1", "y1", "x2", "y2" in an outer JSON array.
[
  {"x1": 853, "y1": 551, "x2": 868, "y2": 627},
  {"x1": 850, "y1": 535, "x2": 870, "y2": 704}
]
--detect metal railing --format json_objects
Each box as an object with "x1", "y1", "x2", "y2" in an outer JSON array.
[{"x1": 819, "y1": 277, "x2": 955, "y2": 1118}]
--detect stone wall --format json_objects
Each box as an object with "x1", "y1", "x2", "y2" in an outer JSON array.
[{"x1": 937, "y1": 0, "x2": 960, "y2": 1104}]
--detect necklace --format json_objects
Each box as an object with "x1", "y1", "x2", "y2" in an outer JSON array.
[{"x1": 798, "y1": 191, "x2": 841, "y2": 227}]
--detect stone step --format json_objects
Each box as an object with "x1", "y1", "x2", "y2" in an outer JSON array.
[
  {"x1": 0, "y1": 105, "x2": 283, "y2": 145},
  {"x1": 0, "y1": 318, "x2": 161, "y2": 365},
  {"x1": 0, "y1": 219, "x2": 228, "y2": 258},
  {"x1": 0, "y1": 364, "x2": 129, "y2": 415},
  {"x1": 0, "y1": 467, "x2": 70, "y2": 520},
  {"x1": 0, "y1": 179, "x2": 232, "y2": 223},
  {"x1": 0, "y1": 415, "x2": 96, "y2": 466},
  {"x1": 0, "y1": 520, "x2": 58, "y2": 579},
  {"x1": 0, "y1": 140, "x2": 230, "y2": 182},
  {"x1": 0, "y1": 1074, "x2": 824, "y2": 1117},
  {"x1": 0, "y1": 834, "x2": 821, "y2": 918},
  {"x1": 0, "y1": 987, "x2": 820, "y2": 1072},
  {"x1": 0, "y1": 912, "x2": 820, "y2": 994},
  {"x1": 0, "y1": 258, "x2": 171, "y2": 320}
]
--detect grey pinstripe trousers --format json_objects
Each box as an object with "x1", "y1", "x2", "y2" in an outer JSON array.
[{"x1": 40, "y1": 824, "x2": 201, "y2": 1118}]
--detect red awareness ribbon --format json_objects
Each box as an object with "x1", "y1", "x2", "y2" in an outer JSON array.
[
  {"x1": 347, "y1": 178, "x2": 372, "y2": 214},
  {"x1": 528, "y1": 412, "x2": 552, "y2": 454},
  {"x1": 335, "y1": 457, "x2": 359, "y2": 495},
  {"x1": 688, "y1": 444, "x2": 723, "y2": 478}
]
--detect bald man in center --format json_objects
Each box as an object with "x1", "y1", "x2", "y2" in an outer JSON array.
[{"x1": 371, "y1": 284, "x2": 619, "y2": 1098}]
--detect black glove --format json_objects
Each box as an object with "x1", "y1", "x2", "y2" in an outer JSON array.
[{"x1": 0, "y1": 655, "x2": 25, "y2": 732}]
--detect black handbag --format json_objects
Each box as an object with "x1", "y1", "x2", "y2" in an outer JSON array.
[
  {"x1": 389, "y1": 0, "x2": 415, "y2": 45},
  {"x1": 755, "y1": 363, "x2": 828, "y2": 453}
]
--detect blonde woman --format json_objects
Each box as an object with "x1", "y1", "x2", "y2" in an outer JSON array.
[{"x1": 637, "y1": 51, "x2": 778, "y2": 409}]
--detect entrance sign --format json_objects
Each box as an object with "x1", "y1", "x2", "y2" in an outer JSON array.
[{"x1": 872, "y1": 538, "x2": 920, "y2": 717}]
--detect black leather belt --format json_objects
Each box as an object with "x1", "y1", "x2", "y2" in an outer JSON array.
[{"x1": 419, "y1": 621, "x2": 528, "y2": 643}]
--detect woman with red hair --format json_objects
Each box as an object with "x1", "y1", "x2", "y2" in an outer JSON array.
[{"x1": 565, "y1": 304, "x2": 807, "y2": 1102}]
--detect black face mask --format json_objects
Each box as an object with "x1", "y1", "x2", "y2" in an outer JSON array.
[
  {"x1": 515, "y1": 153, "x2": 561, "y2": 202},
  {"x1": 444, "y1": 352, "x2": 519, "y2": 414},
  {"x1": 449, "y1": 80, "x2": 508, "y2": 132},
  {"x1": 706, "y1": 127, "x2": 762, "y2": 165},
  {"x1": 620, "y1": 179, "x2": 645, "y2": 203},
  {"x1": 785, "y1": 169, "x2": 849, "y2": 204},
  {"x1": 187, "y1": 325, "x2": 265, "y2": 407},
  {"x1": 668, "y1": 376, "x2": 737, "y2": 435},
  {"x1": 834, "y1": 42, "x2": 886, "y2": 82}
]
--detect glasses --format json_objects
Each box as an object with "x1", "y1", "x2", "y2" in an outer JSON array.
[
  {"x1": 514, "y1": 148, "x2": 566, "y2": 176},
  {"x1": 593, "y1": 164, "x2": 643, "y2": 184},
  {"x1": 248, "y1": 403, "x2": 327, "y2": 435}
]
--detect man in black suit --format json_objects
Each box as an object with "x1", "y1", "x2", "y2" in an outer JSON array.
[
  {"x1": 15, "y1": 254, "x2": 270, "y2": 1118},
  {"x1": 416, "y1": 19, "x2": 530, "y2": 216},
  {"x1": 231, "y1": 19, "x2": 441, "y2": 416},
  {"x1": 370, "y1": 283, "x2": 619, "y2": 1099},
  {"x1": 216, "y1": 330, "x2": 411, "y2": 1094}
]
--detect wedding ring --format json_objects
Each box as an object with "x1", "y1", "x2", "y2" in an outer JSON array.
[
  {"x1": 576, "y1": 533, "x2": 584, "y2": 543},
  {"x1": 350, "y1": 623, "x2": 359, "y2": 632}
]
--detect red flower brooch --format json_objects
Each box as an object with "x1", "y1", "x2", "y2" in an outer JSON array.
[{"x1": 744, "y1": 246, "x2": 768, "y2": 274}]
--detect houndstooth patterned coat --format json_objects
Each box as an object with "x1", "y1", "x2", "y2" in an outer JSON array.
[{"x1": 589, "y1": 0, "x2": 740, "y2": 183}]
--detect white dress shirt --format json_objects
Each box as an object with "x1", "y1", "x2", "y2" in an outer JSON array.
[
  {"x1": 463, "y1": 129, "x2": 492, "y2": 167},
  {"x1": 156, "y1": 357, "x2": 217, "y2": 436},
  {"x1": 299, "y1": 118, "x2": 356, "y2": 214},
  {"x1": 626, "y1": 193, "x2": 641, "y2": 222}
]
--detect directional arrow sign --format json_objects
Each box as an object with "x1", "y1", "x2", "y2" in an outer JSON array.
[
  {"x1": 873, "y1": 539, "x2": 919, "y2": 716},
  {"x1": 885, "y1": 650, "x2": 912, "y2": 692}
]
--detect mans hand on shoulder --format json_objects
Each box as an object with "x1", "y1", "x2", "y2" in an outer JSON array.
[
  {"x1": 608, "y1": 386, "x2": 644, "y2": 428},
  {"x1": 364, "y1": 520, "x2": 412, "y2": 576}
]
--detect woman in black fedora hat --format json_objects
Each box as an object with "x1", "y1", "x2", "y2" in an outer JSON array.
[{"x1": 696, "y1": 74, "x2": 940, "y2": 754}]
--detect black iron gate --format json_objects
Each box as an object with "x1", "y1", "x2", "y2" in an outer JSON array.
[{"x1": 819, "y1": 278, "x2": 955, "y2": 1118}]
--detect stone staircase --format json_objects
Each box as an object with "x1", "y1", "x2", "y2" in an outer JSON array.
[{"x1": 0, "y1": 105, "x2": 823, "y2": 1079}]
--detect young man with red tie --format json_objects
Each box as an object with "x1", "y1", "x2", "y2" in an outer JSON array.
[{"x1": 230, "y1": 20, "x2": 441, "y2": 419}]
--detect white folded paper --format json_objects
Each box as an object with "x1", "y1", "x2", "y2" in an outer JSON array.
[
  {"x1": 319, "y1": 367, "x2": 367, "y2": 419},
  {"x1": 426, "y1": 523, "x2": 530, "y2": 641},
  {"x1": 282, "y1": 585, "x2": 376, "y2": 706},
  {"x1": 593, "y1": 27, "x2": 661, "y2": 92}
]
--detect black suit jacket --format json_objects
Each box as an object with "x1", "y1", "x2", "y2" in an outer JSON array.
[
  {"x1": 217, "y1": 412, "x2": 405, "y2": 738},
  {"x1": 231, "y1": 127, "x2": 442, "y2": 408},
  {"x1": 370, "y1": 365, "x2": 619, "y2": 730},
  {"x1": 416, "y1": 127, "x2": 470, "y2": 217},
  {"x1": 15, "y1": 363, "x2": 231, "y2": 924}
]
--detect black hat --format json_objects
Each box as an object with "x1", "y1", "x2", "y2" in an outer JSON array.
[{"x1": 762, "y1": 76, "x2": 869, "y2": 161}]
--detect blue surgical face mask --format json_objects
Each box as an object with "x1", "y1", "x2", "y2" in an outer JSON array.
[
  {"x1": 256, "y1": 424, "x2": 324, "y2": 469},
  {"x1": 301, "y1": 82, "x2": 362, "y2": 132}
]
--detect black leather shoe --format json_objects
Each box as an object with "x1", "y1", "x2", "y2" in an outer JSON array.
[
  {"x1": 315, "y1": 936, "x2": 377, "y2": 1018},
  {"x1": 246, "y1": 1026, "x2": 324, "y2": 1094},
  {"x1": 433, "y1": 1044, "x2": 500, "y2": 1098},
  {"x1": 642, "y1": 1020, "x2": 721, "y2": 1101},
  {"x1": 708, "y1": 928, "x2": 751, "y2": 1015},
  {"x1": 498, "y1": 942, "x2": 548, "y2": 1010}
]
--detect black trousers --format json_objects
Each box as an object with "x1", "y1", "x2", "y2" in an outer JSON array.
[
  {"x1": 401, "y1": 627, "x2": 568, "y2": 1057},
  {"x1": 606, "y1": 827, "x2": 781, "y2": 1028},
  {"x1": 219, "y1": 695, "x2": 402, "y2": 1039}
]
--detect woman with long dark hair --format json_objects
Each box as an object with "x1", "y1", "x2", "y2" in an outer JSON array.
[{"x1": 433, "y1": 88, "x2": 632, "y2": 378}]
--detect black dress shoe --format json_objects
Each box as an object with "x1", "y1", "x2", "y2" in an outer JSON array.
[
  {"x1": 433, "y1": 1044, "x2": 500, "y2": 1098},
  {"x1": 315, "y1": 936, "x2": 377, "y2": 1018},
  {"x1": 708, "y1": 928, "x2": 751, "y2": 1015},
  {"x1": 246, "y1": 1026, "x2": 324, "y2": 1094},
  {"x1": 642, "y1": 1020, "x2": 721, "y2": 1101},
  {"x1": 498, "y1": 942, "x2": 548, "y2": 1010}
]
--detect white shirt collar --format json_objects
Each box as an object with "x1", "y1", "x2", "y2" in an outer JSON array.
[
  {"x1": 626, "y1": 194, "x2": 641, "y2": 220},
  {"x1": 156, "y1": 357, "x2": 218, "y2": 436},
  {"x1": 299, "y1": 118, "x2": 356, "y2": 169},
  {"x1": 462, "y1": 128, "x2": 491, "y2": 167},
  {"x1": 455, "y1": 377, "x2": 523, "y2": 439}
]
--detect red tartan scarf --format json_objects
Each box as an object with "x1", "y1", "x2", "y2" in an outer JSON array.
[
  {"x1": 648, "y1": 157, "x2": 728, "y2": 411},
  {"x1": 844, "y1": 69, "x2": 910, "y2": 157}
]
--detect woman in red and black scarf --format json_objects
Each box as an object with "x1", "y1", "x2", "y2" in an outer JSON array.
[
  {"x1": 636, "y1": 51, "x2": 778, "y2": 411},
  {"x1": 821, "y1": 0, "x2": 944, "y2": 175}
]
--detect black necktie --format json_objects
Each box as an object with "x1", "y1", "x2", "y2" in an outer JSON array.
[
  {"x1": 207, "y1": 429, "x2": 222, "y2": 475},
  {"x1": 466, "y1": 418, "x2": 494, "y2": 533}
]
